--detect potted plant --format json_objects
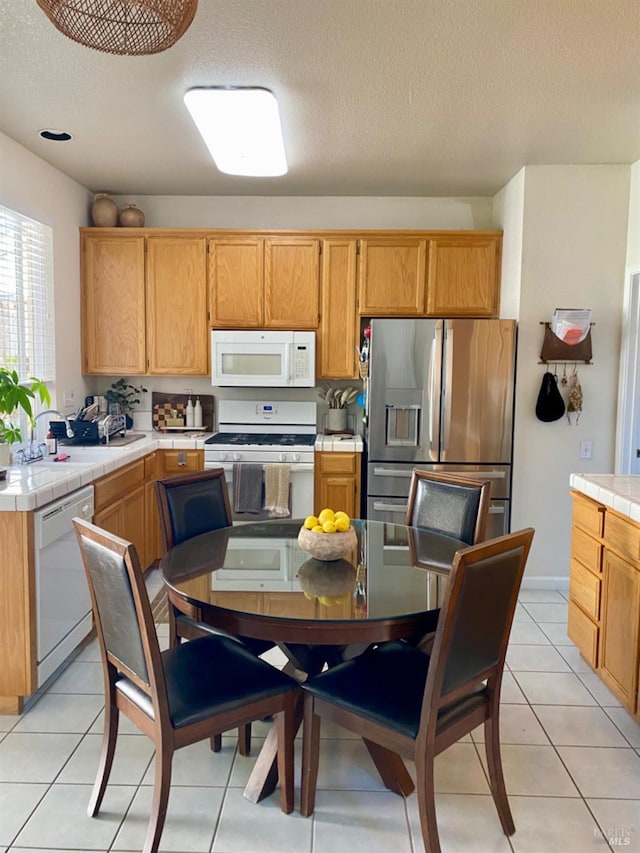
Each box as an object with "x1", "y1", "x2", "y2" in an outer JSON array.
[
  {"x1": 103, "y1": 378, "x2": 148, "y2": 429},
  {"x1": 318, "y1": 384, "x2": 360, "y2": 433},
  {"x1": 0, "y1": 367, "x2": 51, "y2": 465}
]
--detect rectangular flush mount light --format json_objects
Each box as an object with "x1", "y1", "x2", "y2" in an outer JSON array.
[{"x1": 183, "y1": 87, "x2": 287, "y2": 176}]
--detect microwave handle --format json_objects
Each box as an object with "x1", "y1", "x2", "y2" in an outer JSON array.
[{"x1": 283, "y1": 345, "x2": 292, "y2": 383}]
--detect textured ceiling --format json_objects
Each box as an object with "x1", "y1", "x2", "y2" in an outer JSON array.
[{"x1": 0, "y1": 0, "x2": 639, "y2": 197}]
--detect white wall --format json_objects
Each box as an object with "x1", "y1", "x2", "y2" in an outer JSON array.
[
  {"x1": 0, "y1": 131, "x2": 93, "y2": 416},
  {"x1": 110, "y1": 195, "x2": 494, "y2": 231},
  {"x1": 625, "y1": 161, "x2": 640, "y2": 269},
  {"x1": 492, "y1": 168, "x2": 525, "y2": 320},
  {"x1": 510, "y1": 165, "x2": 630, "y2": 583}
]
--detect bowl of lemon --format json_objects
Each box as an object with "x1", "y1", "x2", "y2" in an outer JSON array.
[
  {"x1": 297, "y1": 557, "x2": 357, "y2": 606},
  {"x1": 297, "y1": 508, "x2": 357, "y2": 561}
]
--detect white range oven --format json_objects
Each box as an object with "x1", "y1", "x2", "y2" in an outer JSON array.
[{"x1": 204, "y1": 400, "x2": 316, "y2": 523}]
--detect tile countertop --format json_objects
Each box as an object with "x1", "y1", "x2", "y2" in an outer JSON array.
[
  {"x1": 314, "y1": 434, "x2": 363, "y2": 452},
  {"x1": 570, "y1": 473, "x2": 640, "y2": 523},
  {"x1": 0, "y1": 432, "x2": 213, "y2": 512}
]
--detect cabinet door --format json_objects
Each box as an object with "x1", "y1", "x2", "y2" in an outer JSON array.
[
  {"x1": 209, "y1": 237, "x2": 264, "y2": 327},
  {"x1": 82, "y1": 235, "x2": 146, "y2": 374},
  {"x1": 426, "y1": 237, "x2": 500, "y2": 317},
  {"x1": 315, "y1": 453, "x2": 361, "y2": 519},
  {"x1": 599, "y1": 549, "x2": 640, "y2": 711},
  {"x1": 358, "y1": 238, "x2": 427, "y2": 315},
  {"x1": 318, "y1": 239, "x2": 358, "y2": 378},
  {"x1": 120, "y1": 485, "x2": 146, "y2": 566},
  {"x1": 264, "y1": 238, "x2": 320, "y2": 328},
  {"x1": 146, "y1": 237, "x2": 209, "y2": 374}
]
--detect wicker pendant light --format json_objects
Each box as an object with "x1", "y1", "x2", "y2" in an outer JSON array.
[{"x1": 36, "y1": 0, "x2": 198, "y2": 56}]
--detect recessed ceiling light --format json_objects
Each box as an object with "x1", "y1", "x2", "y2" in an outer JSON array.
[
  {"x1": 183, "y1": 87, "x2": 287, "y2": 177},
  {"x1": 39, "y1": 129, "x2": 73, "y2": 142}
]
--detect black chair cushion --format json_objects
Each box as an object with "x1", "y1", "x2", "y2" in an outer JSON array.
[
  {"x1": 302, "y1": 641, "x2": 430, "y2": 739},
  {"x1": 174, "y1": 613, "x2": 273, "y2": 657},
  {"x1": 303, "y1": 641, "x2": 488, "y2": 740},
  {"x1": 116, "y1": 634, "x2": 297, "y2": 729}
]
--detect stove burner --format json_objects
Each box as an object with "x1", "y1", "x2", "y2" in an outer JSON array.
[{"x1": 205, "y1": 432, "x2": 315, "y2": 447}]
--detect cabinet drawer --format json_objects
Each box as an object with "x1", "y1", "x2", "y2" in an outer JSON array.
[
  {"x1": 572, "y1": 493, "x2": 604, "y2": 538},
  {"x1": 605, "y1": 511, "x2": 640, "y2": 563},
  {"x1": 571, "y1": 526, "x2": 602, "y2": 574},
  {"x1": 569, "y1": 558, "x2": 601, "y2": 620},
  {"x1": 161, "y1": 450, "x2": 203, "y2": 475},
  {"x1": 318, "y1": 452, "x2": 357, "y2": 475},
  {"x1": 567, "y1": 600, "x2": 598, "y2": 668},
  {"x1": 94, "y1": 460, "x2": 145, "y2": 513}
]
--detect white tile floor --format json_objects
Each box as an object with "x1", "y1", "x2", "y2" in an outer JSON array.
[{"x1": 1, "y1": 590, "x2": 640, "y2": 852}]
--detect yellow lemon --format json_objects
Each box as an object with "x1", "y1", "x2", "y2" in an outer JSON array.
[
  {"x1": 311, "y1": 524, "x2": 324, "y2": 533},
  {"x1": 303, "y1": 591, "x2": 314, "y2": 600},
  {"x1": 318, "y1": 596, "x2": 332, "y2": 606},
  {"x1": 335, "y1": 517, "x2": 350, "y2": 532},
  {"x1": 322, "y1": 520, "x2": 337, "y2": 533},
  {"x1": 318, "y1": 508, "x2": 335, "y2": 524},
  {"x1": 304, "y1": 515, "x2": 319, "y2": 530},
  {"x1": 334, "y1": 510, "x2": 350, "y2": 523}
]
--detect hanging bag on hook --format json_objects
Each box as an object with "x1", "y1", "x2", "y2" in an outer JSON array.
[{"x1": 535, "y1": 371, "x2": 566, "y2": 422}]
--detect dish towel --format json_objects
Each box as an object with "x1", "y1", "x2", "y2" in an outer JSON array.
[
  {"x1": 264, "y1": 463, "x2": 291, "y2": 517},
  {"x1": 233, "y1": 463, "x2": 263, "y2": 514}
]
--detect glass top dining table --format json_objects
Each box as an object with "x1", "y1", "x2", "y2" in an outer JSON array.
[
  {"x1": 159, "y1": 518, "x2": 467, "y2": 648},
  {"x1": 159, "y1": 518, "x2": 467, "y2": 806}
]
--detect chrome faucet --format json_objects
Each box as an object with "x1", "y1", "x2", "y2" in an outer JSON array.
[{"x1": 15, "y1": 409, "x2": 76, "y2": 465}]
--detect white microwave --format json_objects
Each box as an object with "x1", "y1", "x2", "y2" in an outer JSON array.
[{"x1": 211, "y1": 330, "x2": 315, "y2": 387}]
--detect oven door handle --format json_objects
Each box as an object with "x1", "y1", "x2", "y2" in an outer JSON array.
[{"x1": 213, "y1": 462, "x2": 315, "y2": 473}]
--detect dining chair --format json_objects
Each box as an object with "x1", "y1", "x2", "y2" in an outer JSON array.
[
  {"x1": 300, "y1": 527, "x2": 535, "y2": 853},
  {"x1": 405, "y1": 469, "x2": 492, "y2": 545},
  {"x1": 73, "y1": 518, "x2": 298, "y2": 853},
  {"x1": 156, "y1": 468, "x2": 276, "y2": 754}
]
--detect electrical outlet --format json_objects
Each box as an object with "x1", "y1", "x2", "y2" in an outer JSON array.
[
  {"x1": 63, "y1": 389, "x2": 75, "y2": 407},
  {"x1": 579, "y1": 440, "x2": 592, "y2": 460}
]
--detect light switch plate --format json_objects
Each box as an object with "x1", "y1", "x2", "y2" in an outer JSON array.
[{"x1": 579, "y1": 440, "x2": 592, "y2": 460}]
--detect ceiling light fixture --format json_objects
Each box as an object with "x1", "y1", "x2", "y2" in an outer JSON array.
[
  {"x1": 39, "y1": 129, "x2": 73, "y2": 141},
  {"x1": 183, "y1": 87, "x2": 288, "y2": 177},
  {"x1": 36, "y1": 0, "x2": 198, "y2": 56}
]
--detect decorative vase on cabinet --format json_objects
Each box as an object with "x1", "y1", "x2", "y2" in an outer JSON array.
[
  {"x1": 118, "y1": 203, "x2": 145, "y2": 227},
  {"x1": 90, "y1": 193, "x2": 118, "y2": 227}
]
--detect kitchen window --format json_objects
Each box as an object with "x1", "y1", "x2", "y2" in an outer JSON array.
[{"x1": 0, "y1": 204, "x2": 55, "y2": 427}]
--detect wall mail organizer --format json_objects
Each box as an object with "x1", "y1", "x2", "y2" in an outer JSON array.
[{"x1": 538, "y1": 321, "x2": 594, "y2": 364}]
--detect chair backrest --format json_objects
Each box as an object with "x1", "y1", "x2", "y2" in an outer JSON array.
[
  {"x1": 419, "y1": 528, "x2": 534, "y2": 735},
  {"x1": 73, "y1": 518, "x2": 167, "y2": 705},
  {"x1": 405, "y1": 470, "x2": 492, "y2": 545},
  {"x1": 156, "y1": 468, "x2": 233, "y2": 550}
]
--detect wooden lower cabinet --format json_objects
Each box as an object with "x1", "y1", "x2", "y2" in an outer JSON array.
[
  {"x1": 159, "y1": 449, "x2": 203, "y2": 476},
  {"x1": 314, "y1": 452, "x2": 361, "y2": 519},
  {"x1": 210, "y1": 590, "x2": 353, "y2": 619},
  {"x1": 569, "y1": 491, "x2": 640, "y2": 716}
]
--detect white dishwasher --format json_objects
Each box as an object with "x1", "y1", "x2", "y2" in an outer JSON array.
[{"x1": 34, "y1": 485, "x2": 94, "y2": 686}]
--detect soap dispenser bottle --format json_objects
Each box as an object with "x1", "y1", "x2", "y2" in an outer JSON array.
[
  {"x1": 185, "y1": 394, "x2": 194, "y2": 428},
  {"x1": 194, "y1": 396, "x2": 203, "y2": 428}
]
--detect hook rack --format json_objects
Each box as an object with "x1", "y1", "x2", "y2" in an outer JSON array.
[{"x1": 538, "y1": 321, "x2": 594, "y2": 365}]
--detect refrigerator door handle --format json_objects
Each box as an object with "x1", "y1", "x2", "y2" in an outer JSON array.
[
  {"x1": 442, "y1": 323, "x2": 453, "y2": 453},
  {"x1": 428, "y1": 333, "x2": 441, "y2": 455},
  {"x1": 372, "y1": 500, "x2": 409, "y2": 514},
  {"x1": 372, "y1": 467, "x2": 414, "y2": 477},
  {"x1": 488, "y1": 505, "x2": 505, "y2": 515}
]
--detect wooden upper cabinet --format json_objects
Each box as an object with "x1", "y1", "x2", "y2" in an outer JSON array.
[
  {"x1": 209, "y1": 237, "x2": 264, "y2": 327},
  {"x1": 318, "y1": 239, "x2": 358, "y2": 379},
  {"x1": 146, "y1": 237, "x2": 209, "y2": 374},
  {"x1": 358, "y1": 238, "x2": 428, "y2": 315},
  {"x1": 82, "y1": 234, "x2": 146, "y2": 374},
  {"x1": 426, "y1": 236, "x2": 501, "y2": 317},
  {"x1": 264, "y1": 237, "x2": 320, "y2": 328}
]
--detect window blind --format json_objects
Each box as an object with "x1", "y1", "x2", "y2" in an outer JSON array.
[{"x1": 0, "y1": 204, "x2": 55, "y2": 383}]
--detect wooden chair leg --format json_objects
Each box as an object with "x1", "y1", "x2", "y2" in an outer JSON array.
[
  {"x1": 484, "y1": 709, "x2": 515, "y2": 835},
  {"x1": 276, "y1": 691, "x2": 297, "y2": 815},
  {"x1": 238, "y1": 723, "x2": 252, "y2": 756},
  {"x1": 210, "y1": 733, "x2": 222, "y2": 752},
  {"x1": 415, "y1": 751, "x2": 441, "y2": 853},
  {"x1": 144, "y1": 740, "x2": 173, "y2": 853},
  {"x1": 300, "y1": 693, "x2": 321, "y2": 817},
  {"x1": 88, "y1": 690, "x2": 119, "y2": 816}
]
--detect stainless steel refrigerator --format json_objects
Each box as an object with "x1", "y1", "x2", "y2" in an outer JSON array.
[{"x1": 366, "y1": 318, "x2": 516, "y2": 538}]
